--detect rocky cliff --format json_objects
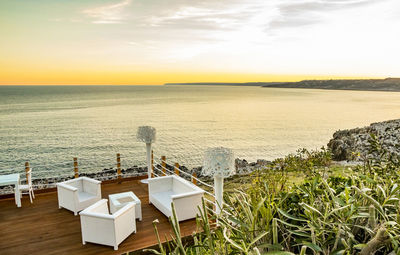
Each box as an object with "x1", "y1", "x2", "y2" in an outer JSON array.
[
  {"x1": 328, "y1": 119, "x2": 400, "y2": 161},
  {"x1": 262, "y1": 78, "x2": 400, "y2": 91}
]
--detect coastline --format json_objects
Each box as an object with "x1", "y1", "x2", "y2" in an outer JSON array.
[
  {"x1": 165, "y1": 78, "x2": 400, "y2": 92},
  {"x1": 1, "y1": 118, "x2": 399, "y2": 195},
  {"x1": 0, "y1": 159, "x2": 268, "y2": 195}
]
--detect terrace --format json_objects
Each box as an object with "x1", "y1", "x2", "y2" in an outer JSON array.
[
  {"x1": 0, "y1": 128, "x2": 233, "y2": 255},
  {"x1": 0, "y1": 176, "x2": 198, "y2": 255}
]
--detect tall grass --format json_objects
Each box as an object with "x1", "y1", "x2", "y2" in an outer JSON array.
[{"x1": 148, "y1": 137, "x2": 400, "y2": 254}]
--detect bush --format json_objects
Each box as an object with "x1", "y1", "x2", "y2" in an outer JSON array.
[
  {"x1": 148, "y1": 137, "x2": 400, "y2": 254},
  {"x1": 269, "y1": 147, "x2": 332, "y2": 176}
]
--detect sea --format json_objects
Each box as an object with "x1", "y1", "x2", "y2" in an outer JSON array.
[{"x1": 1, "y1": 85, "x2": 400, "y2": 178}]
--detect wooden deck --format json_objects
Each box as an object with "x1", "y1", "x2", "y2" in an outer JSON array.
[{"x1": 0, "y1": 177, "x2": 198, "y2": 255}]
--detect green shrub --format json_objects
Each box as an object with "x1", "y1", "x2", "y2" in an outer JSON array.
[
  {"x1": 148, "y1": 136, "x2": 400, "y2": 254},
  {"x1": 269, "y1": 147, "x2": 332, "y2": 176}
]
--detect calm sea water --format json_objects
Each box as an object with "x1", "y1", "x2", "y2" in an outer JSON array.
[{"x1": 1, "y1": 85, "x2": 400, "y2": 178}]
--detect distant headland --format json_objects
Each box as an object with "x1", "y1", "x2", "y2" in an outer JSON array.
[
  {"x1": 164, "y1": 82, "x2": 268, "y2": 86},
  {"x1": 165, "y1": 78, "x2": 400, "y2": 92}
]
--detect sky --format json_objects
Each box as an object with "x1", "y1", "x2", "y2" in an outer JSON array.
[{"x1": 0, "y1": 0, "x2": 399, "y2": 85}]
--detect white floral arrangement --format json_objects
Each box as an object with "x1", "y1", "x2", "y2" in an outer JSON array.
[
  {"x1": 202, "y1": 147, "x2": 235, "y2": 178},
  {"x1": 136, "y1": 126, "x2": 156, "y2": 143}
]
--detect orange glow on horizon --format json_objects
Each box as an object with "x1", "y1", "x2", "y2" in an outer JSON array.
[{"x1": 0, "y1": 66, "x2": 383, "y2": 85}]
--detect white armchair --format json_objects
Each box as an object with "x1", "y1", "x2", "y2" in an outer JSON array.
[
  {"x1": 57, "y1": 177, "x2": 101, "y2": 215},
  {"x1": 148, "y1": 175, "x2": 205, "y2": 221},
  {"x1": 80, "y1": 199, "x2": 136, "y2": 250}
]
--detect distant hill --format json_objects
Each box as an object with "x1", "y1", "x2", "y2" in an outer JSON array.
[
  {"x1": 164, "y1": 82, "x2": 287, "y2": 86},
  {"x1": 164, "y1": 82, "x2": 266, "y2": 87},
  {"x1": 261, "y1": 78, "x2": 400, "y2": 91},
  {"x1": 165, "y1": 78, "x2": 400, "y2": 92}
]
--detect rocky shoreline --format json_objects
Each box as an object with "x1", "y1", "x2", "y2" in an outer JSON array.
[
  {"x1": 2, "y1": 119, "x2": 398, "y2": 195},
  {"x1": 328, "y1": 119, "x2": 400, "y2": 161},
  {"x1": 0, "y1": 159, "x2": 269, "y2": 195}
]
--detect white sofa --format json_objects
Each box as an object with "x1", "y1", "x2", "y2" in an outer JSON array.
[
  {"x1": 148, "y1": 175, "x2": 205, "y2": 221},
  {"x1": 80, "y1": 199, "x2": 136, "y2": 250},
  {"x1": 57, "y1": 177, "x2": 102, "y2": 215}
]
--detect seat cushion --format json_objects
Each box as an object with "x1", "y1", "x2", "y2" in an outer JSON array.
[
  {"x1": 78, "y1": 191, "x2": 96, "y2": 202},
  {"x1": 150, "y1": 191, "x2": 174, "y2": 213},
  {"x1": 172, "y1": 178, "x2": 196, "y2": 194}
]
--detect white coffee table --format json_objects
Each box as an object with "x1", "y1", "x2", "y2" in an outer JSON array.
[
  {"x1": 0, "y1": 174, "x2": 21, "y2": 207},
  {"x1": 109, "y1": 191, "x2": 142, "y2": 221}
]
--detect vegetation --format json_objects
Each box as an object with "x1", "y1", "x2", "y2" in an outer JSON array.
[{"x1": 148, "y1": 135, "x2": 400, "y2": 254}]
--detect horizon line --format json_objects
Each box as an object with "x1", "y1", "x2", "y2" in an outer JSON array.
[{"x1": 1, "y1": 76, "x2": 398, "y2": 86}]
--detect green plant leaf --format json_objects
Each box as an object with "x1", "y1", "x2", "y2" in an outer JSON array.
[
  {"x1": 299, "y1": 202, "x2": 323, "y2": 216},
  {"x1": 353, "y1": 244, "x2": 367, "y2": 250},
  {"x1": 262, "y1": 252, "x2": 296, "y2": 255},
  {"x1": 331, "y1": 250, "x2": 346, "y2": 255},
  {"x1": 277, "y1": 208, "x2": 307, "y2": 222},
  {"x1": 302, "y1": 242, "x2": 323, "y2": 252}
]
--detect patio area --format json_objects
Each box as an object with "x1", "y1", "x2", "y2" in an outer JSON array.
[{"x1": 0, "y1": 177, "x2": 198, "y2": 255}]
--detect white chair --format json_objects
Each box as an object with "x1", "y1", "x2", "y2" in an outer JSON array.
[
  {"x1": 109, "y1": 191, "x2": 142, "y2": 221},
  {"x1": 15, "y1": 168, "x2": 35, "y2": 203},
  {"x1": 57, "y1": 177, "x2": 101, "y2": 215},
  {"x1": 80, "y1": 199, "x2": 136, "y2": 250},
  {"x1": 148, "y1": 175, "x2": 205, "y2": 221}
]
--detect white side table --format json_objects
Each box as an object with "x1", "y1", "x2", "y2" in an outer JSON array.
[
  {"x1": 109, "y1": 191, "x2": 142, "y2": 221},
  {"x1": 0, "y1": 174, "x2": 21, "y2": 207}
]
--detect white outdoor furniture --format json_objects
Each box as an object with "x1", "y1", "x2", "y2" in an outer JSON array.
[
  {"x1": 57, "y1": 177, "x2": 101, "y2": 215},
  {"x1": 148, "y1": 175, "x2": 205, "y2": 221},
  {"x1": 80, "y1": 199, "x2": 136, "y2": 250},
  {"x1": 109, "y1": 191, "x2": 142, "y2": 221},
  {"x1": 0, "y1": 173, "x2": 21, "y2": 207},
  {"x1": 16, "y1": 169, "x2": 35, "y2": 203}
]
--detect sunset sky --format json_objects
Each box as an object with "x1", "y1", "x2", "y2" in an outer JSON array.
[{"x1": 0, "y1": 0, "x2": 399, "y2": 85}]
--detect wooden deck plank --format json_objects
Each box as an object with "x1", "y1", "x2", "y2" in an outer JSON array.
[{"x1": 0, "y1": 178, "x2": 197, "y2": 255}]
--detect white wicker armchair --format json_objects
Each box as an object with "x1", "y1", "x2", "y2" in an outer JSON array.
[
  {"x1": 148, "y1": 175, "x2": 205, "y2": 221},
  {"x1": 80, "y1": 199, "x2": 136, "y2": 250},
  {"x1": 57, "y1": 177, "x2": 101, "y2": 215}
]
